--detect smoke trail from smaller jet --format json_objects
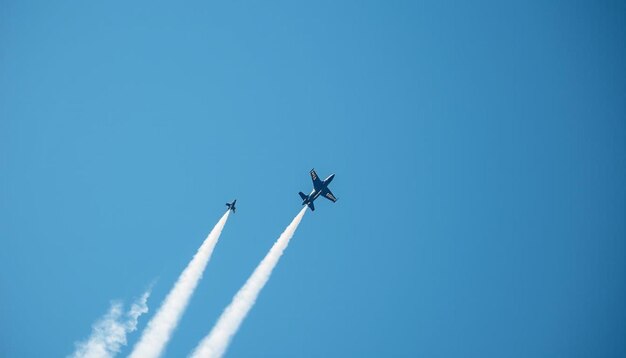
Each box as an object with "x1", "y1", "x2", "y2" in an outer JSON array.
[
  {"x1": 190, "y1": 207, "x2": 307, "y2": 358},
  {"x1": 129, "y1": 210, "x2": 231, "y2": 358},
  {"x1": 70, "y1": 289, "x2": 151, "y2": 358}
]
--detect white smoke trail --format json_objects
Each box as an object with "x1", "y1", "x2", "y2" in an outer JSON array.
[
  {"x1": 190, "y1": 207, "x2": 307, "y2": 358},
  {"x1": 129, "y1": 210, "x2": 231, "y2": 358},
  {"x1": 70, "y1": 289, "x2": 151, "y2": 358}
]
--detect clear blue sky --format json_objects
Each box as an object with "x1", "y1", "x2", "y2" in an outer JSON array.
[{"x1": 1, "y1": 1, "x2": 624, "y2": 357}]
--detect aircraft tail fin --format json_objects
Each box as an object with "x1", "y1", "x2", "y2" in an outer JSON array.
[
  {"x1": 308, "y1": 202, "x2": 315, "y2": 211},
  {"x1": 298, "y1": 192, "x2": 308, "y2": 201}
]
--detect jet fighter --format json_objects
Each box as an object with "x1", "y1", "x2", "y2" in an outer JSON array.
[
  {"x1": 226, "y1": 199, "x2": 237, "y2": 213},
  {"x1": 298, "y1": 169, "x2": 337, "y2": 211}
]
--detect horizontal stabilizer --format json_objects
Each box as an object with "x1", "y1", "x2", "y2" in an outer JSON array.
[{"x1": 298, "y1": 192, "x2": 308, "y2": 201}]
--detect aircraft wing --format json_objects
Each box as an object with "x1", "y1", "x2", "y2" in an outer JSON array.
[
  {"x1": 320, "y1": 188, "x2": 337, "y2": 202},
  {"x1": 310, "y1": 169, "x2": 323, "y2": 190}
]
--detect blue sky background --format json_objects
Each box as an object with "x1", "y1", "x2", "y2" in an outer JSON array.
[{"x1": 1, "y1": 1, "x2": 625, "y2": 357}]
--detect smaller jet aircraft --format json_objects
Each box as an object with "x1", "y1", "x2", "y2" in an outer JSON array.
[
  {"x1": 299, "y1": 169, "x2": 337, "y2": 211},
  {"x1": 226, "y1": 199, "x2": 237, "y2": 213}
]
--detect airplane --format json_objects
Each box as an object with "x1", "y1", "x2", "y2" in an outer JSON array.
[
  {"x1": 226, "y1": 199, "x2": 237, "y2": 213},
  {"x1": 298, "y1": 169, "x2": 337, "y2": 211}
]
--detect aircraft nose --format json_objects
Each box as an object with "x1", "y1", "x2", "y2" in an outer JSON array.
[{"x1": 328, "y1": 174, "x2": 335, "y2": 182}]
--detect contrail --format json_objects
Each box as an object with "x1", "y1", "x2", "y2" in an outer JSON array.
[
  {"x1": 190, "y1": 207, "x2": 307, "y2": 358},
  {"x1": 129, "y1": 210, "x2": 231, "y2": 358},
  {"x1": 70, "y1": 289, "x2": 151, "y2": 358}
]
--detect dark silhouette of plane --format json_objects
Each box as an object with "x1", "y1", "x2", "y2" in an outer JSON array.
[
  {"x1": 299, "y1": 169, "x2": 337, "y2": 211},
  {"x1": 226, "y1": 199, "x2": 237, "y2": 213}
]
